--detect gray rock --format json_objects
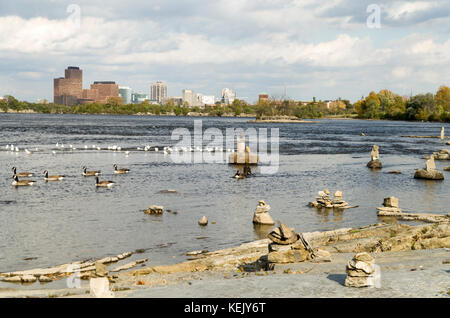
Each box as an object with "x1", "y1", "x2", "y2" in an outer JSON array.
[
  {"x1": 345, "y1": 275, "x2": 377, "y2": 288},
  {"x1": 198, "y1": 216, "x2": 208, "y2": 226},
  {"x1": 145, "y1": 205, "x2": 164, "y2": 214},
  {"x1": 2, "y1": 276, "x2": 22, "y2": 283},
  {"x1": 367, "y1": 159, "x2": 382, "y2": 169},
  {"x1": 253, "y1": 200, "x2": 275, "y2": 225},
  {"x1": 21, "y1": 275, "x2": 37, "y2": 283},
  {"x1": 38, "y1": 275, "x2": 52, "y2": 283},
  {"x1": 383, "y1": 197, "x2": 399, "y2": 208},
  {"x1": 414, "y1": 169, "x2": 444, "y2": 180},
  {"x1": 95, "y1": 261, "x2": 108, "y2": 277}
]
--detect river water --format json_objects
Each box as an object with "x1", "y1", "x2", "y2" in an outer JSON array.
[{"x1": 0, "y1": 114, "x2": 448, "y2": 273}]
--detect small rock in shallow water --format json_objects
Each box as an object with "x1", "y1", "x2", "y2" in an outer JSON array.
[
  {"x1": 145, "y1": 205, "x2": 164, "y2": 214},
  {"x1": 198, "y1": 216, "x2": 208, "y2": 226}
]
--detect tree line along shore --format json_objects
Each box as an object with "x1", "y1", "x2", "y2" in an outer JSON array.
[{"x1": 1, "y1": 85, "x2": 449, "y2": 122}]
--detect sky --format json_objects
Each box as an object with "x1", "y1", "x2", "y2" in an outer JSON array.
[{"x1": 0, "y1": 0, "x2": 449, "y2": 103}]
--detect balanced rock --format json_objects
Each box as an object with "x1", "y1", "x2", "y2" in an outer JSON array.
[
  {"x1": 95, "y1": 261, "x2": 108, "y2": 277},
  {"x1": 367, "y1": 145, "x2": 382, "y2": 169},
  {"x1": 377, "y1": 196, "x2": 402, "y2": 215},
  {"x1": 310, "y1": 189, "x2": 350, "y2": 209},
  {"x1": 198, "y1": 216, "x2": 208, "y2": 226},
  {"x1": 268, "y1": 230, "x2": 314, "y2": 264},
  {"x1": 345, "y1": 253, "x2": 379, "y2": 288},
  {"x1": 253, "y1": 200, "x2": 275, "y2": 225},
  {"x1": 433, "y1": 149, "x2": 450, "y2": 160},
  {"x1": 383, "y1": 197, "x2": 399, "y2": 208},
  {"x1": 145, "y1": 205, "x2": 164, "y2": 214},
  {"x1": 414, "y1": 157, "x2": 444, "y2": 180},
  {"x1": 268, "y1": 223, "x2": 299, "y2": 245}
]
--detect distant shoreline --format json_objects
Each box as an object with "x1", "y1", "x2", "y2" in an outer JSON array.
[{"x1": 1, "y1": 109, "x2": 449, "y2": 125}]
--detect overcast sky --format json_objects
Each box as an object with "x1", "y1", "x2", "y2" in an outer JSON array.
[{"x1": 0, "y1": 0, "x2": 449, "y2": 103}]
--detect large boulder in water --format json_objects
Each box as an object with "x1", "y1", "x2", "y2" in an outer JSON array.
[
  {"x1": 367, "y1": 159, "x2": 382, "y2": 169},
  {"x1": 414, "y1": 169, "x2": 444, "y2": 180}
]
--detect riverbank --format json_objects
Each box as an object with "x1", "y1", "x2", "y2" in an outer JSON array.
[{"x1": 1, "y1": 222, "x2": 448, "y2": 298}]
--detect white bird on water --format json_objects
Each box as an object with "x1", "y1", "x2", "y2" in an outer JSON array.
[{"x1": 25, "y1": 149, "x2": 32, "y2": 155}]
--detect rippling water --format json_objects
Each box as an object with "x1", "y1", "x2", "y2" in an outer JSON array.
[{"x1": 0, "y1": 113, "x2": 449, "y2": 273}]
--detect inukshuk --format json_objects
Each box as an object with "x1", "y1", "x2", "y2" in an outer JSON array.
[
  {"x1": 309, "y1": 189, "x2": 350, "y2": 209},
  {"x1": 367, "y1": 145, "x2": 382, "y2": 169},
  {"x1": 267, "y1": 223, "x2": 316, "y2": 264},
  {"x1": 345, "y1": 252, "x2": 379, "y2": 288}
]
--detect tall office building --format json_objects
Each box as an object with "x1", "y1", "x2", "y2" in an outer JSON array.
[
  {"x1": 90, "y1": 81, "x2": 119, "y2": 104},
  {"x1": 151, "y1": 81, "x2": 167, "y2": 103},
  {"x1": 119, "y1": 86, "x2": 133, "y2": 104},
  {"x1": 54, "y1": 66, "x2": 83, "y2": 105}
]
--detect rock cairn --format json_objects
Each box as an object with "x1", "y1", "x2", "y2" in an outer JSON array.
[
  {"x1": 144, "y1": 205, "x2": 164, "y2": 214},
  {"x1": 309, "y1": 189, "x2": 351, "y2": 209},
  {"x1": 367, "y1": 145, "x2": 382, "y2": 169},
  {"x1": 414, "y1": 156, "x2": 444, "y2": 180},
  {"x1": 432, "y1": 149, "x2": 450, "y2": 161},
  {"x1": 253, "y1": 200, "x2": 275, "y2": 225},
  {"x1": 266, "y1": 223, "x2": 331, "y2": 264},
  {"x1": 376, "y1": 196, "x2": 401, "y2": 213},
  {"x1": 377, "y1": 196, "x2": 449, "y2": 222},
  {"x1": 345, "y1": 252, "x2": 379, "y2": 288}
]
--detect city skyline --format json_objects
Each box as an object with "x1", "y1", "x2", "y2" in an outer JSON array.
[{"x1": 0, "y1": 1, "x2": 449, "y2": 103}]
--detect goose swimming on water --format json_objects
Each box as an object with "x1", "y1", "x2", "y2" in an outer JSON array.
[
  {"x1": 43, "y1": 170, "x2": 65, "y2": 181},
  {"x1": 82, "y1": 166, "x2": 101, "y2": 176},
  {"x1": 12, "y1": 175, "x2": 36, "y2": 186},
  {"x1": 12, "y1": 167, "x2": 33, "y2": 177},
  {"x1": 113, "y1": 164, "x2": 130, "y2": 174},
  {"x1": 95, "y1": 177, "x2": 115, "y2": 188}
]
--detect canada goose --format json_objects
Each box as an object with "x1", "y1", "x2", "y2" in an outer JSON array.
[
  {"x1": 82, "y1": 166, "x2": 101, "y2": 176},
  {"x1": 113, "y1": 164, "x2": 130, "y2": 174},
  {"x1": 12, "y1": 175, "x2": 35, "y2": 186},
  {"x1": 11, "y1": 167, "x2": 33, "y2": 177},
  {"x1": 43, "y1": 170, "x2": 65, "y2": 181},
  {"x1": 95, "y1": 177, "x2": 115, "y2": 188},
  {"x1": 234, "y1": 170, "x2": 245, "y2": 179}
]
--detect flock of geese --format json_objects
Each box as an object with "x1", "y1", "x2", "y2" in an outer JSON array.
[
  {"x1": 10, "y1": 164, "x2": 130, "y2": 188},
  {"x1": 4, "y1": 143, "x2": 236, "y2": 156}
]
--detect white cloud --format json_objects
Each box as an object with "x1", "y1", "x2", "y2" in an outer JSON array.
[{"x1": 0, "y1": 0, "x2": 449, "y2": 102}]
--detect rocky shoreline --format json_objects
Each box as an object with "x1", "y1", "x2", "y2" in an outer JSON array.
[{"x1": 1, "y1": 221, "x2": 448, "y2": 298}]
